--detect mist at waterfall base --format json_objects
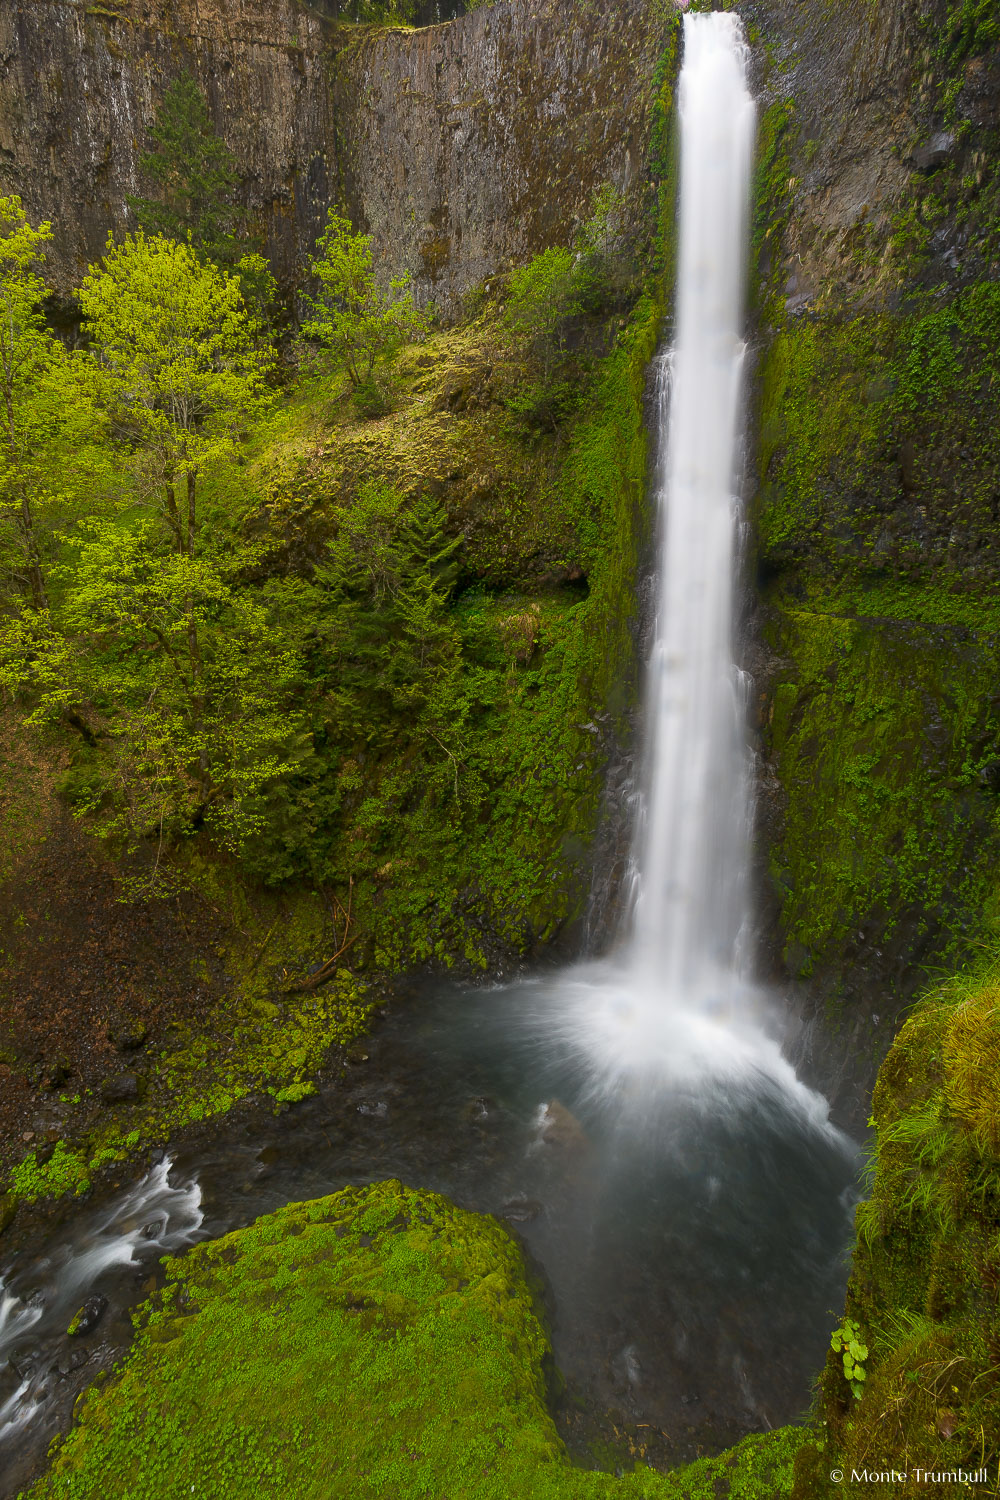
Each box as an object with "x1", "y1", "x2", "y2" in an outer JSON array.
[{"x1": 0, "y1": 16, "x2": 861, "y2": 1490}]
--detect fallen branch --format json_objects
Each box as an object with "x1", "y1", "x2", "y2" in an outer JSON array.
[{"x1": 284, "y1": 877, "x2": 355, "y2": 993}]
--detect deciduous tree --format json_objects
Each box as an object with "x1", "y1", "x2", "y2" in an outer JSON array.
[
  {"x1": 0, "y1": 197, "x2": 105, "y2": 608},
  {"x1": 300, "y1": 211, "x2": 428, "y2": 400},
  {"x1": 79, "y1": 232, "x2": 274, "y2": 559}
]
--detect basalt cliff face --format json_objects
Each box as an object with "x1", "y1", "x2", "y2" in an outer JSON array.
[
  {"x1": 0, "y1": 0, "x2": 666, "y2": 311},
  {"x1": 739, "y1": 0, "x2": 1000, "y2": 1102}
]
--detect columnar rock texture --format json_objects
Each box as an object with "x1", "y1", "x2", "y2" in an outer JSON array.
[
  {"x1": 743, "y1": 0, "x2": 1000, "y2": 1101},
  {"x1": 332, "y1": 3, "x2": 661, "y2": 310},
  {"x1": 0, "y1": 0, "x2": 667, "y2": 310},
  {"x1": 0, "y1": 0, "x2": 337, "y2": 293}
]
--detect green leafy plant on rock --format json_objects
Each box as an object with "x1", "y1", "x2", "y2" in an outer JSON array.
[{"x1": 830, "y1": 1316, "x2": 868, "y2": 1399}]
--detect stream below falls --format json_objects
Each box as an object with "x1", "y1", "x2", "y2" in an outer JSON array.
[{"x1": 0, "y1": 981, "x2": 860, "y2": 1496}]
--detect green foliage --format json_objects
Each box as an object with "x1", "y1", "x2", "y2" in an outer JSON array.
[
  {"x1": 756, "y1": 281, "x2": 1000, "y2": 981},
  {"x1": 793, "y1": 962, "x2": 1000, "y2": 1494},
  {"x1": 751, "y1": 100, "x2": 795, "y2": 301},
  {"x1": 502, "y1": 188, "x2": 648, "y2": 432},
  {"x1": 126, "y1": 74, "x2": 267, "y2": 296},
  {"x1": 763, "y1": 607, "x2": 1000, "y2": 981},
  {"x1": 22, "y1": 523, "x2": 310, "y2": 861},
  {"x1": 936, "y1": 0, "x2": 1000, "y2": 72},
  {"x1": 0, "y1": 196, "x2": 108, "y2": 610},
  {"x1": 0, "y1": 234, "x2": 285, "y2": 863},
  {"x1": 829, "y1": 1317, "x2": 868, "y2": 1399},
  {"x1": 505, "y1": 245, "x2": 583, "y2": 376},
  {"x1": 9, "y1": 1140, "x2": 90, "y2": 1202},
  {"x1": 158, "y1": 967, "x2": 371, "y2": 1121},
  {"x1": 300, "y1": 210, "x2": 429, "y2": 391},
  {"x1": 503, "y1": 245, "x2": 584, "y2": 426},
  {"x1": 80, "y1": 233, "x2": 273, "y2": 548},
  {"x1": 758, "y1": 274, "x2": 1000, "y2": 585}
]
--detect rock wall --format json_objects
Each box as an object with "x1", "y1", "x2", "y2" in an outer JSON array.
[
  {"x1": 744, "y1": 0, "x2": 1000, "y2": 1097},
  {"x1": 331, "y1": 0, "x2": 663, "y2": 310},
  {"x1": 0, "y1": 0, "x2": 668, "y2": 310},
  {"x1": 0, "y1": 0, "x2": 337, "y2": 293}
]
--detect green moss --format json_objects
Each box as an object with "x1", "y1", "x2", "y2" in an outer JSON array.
[
  {"x1": 756, "y1": 267, "x2": 1000, "y2": 982},
  {"x1": 9, "y1": 1140, "x2": 91, "y2": 1203},
  {"x1": 2, "y1": 955, "x2": 370, "y2": 1209},
  {"x1": 792, "y1": 963, "x2": 1000, "y2": 1497},
  {"x1": 764, "y1": 607, "x2": 1000, "y2": 982},
  {"x1": 227, "y1": 295, "x2": 664, "y2": 973},
  {"x1": 27, "y1": 1179, "x2": 805, "y2": 1499},
  {"x1": 752, "y1": 99, "x2": 796, "y2": 308}
]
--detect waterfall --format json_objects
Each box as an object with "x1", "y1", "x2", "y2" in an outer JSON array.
[
  {"x1": 528, "y1": 12, "x2": 835, "y2": 1128},
  {"x1": 631, "y1": 13, "x2": 755, "y2": 1004}
]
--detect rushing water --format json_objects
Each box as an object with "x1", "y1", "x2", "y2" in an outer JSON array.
[{"x1": 0, "y1": 15, "x2": 861, "y2": 1493}]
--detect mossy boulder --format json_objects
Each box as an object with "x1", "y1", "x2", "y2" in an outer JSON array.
[
  {"x1": 792, "y1": 967, "x2": 1000, "y2": 1498},
  {"x1": 27, "y1": 1179, "x2": 808, "y2": 1499}
]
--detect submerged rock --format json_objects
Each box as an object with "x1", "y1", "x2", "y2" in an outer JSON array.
[
  {"x1": 66, "y1": 1296, "x2": 107, "y2": 1339},
  {"x1": 356, "y1": 1099, "x2": 388, "y2": 1120},
  {"x1": 501, "y1": 1197, "x2": 544, "y2": 1224},
  {"x1": 534, "y1": 1099, "x2": 588, "y2": 1153}
]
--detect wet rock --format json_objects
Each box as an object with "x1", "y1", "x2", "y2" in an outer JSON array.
[
  {"x1": 35, "y1": 1142, "x2": 56, "y2": 1167},
  {"x1": 0, "y1": 1192, "x2": 17, "y2": 1236},
  {"x1": 911, "y1": 131, "x2": 955, "y2": 173},
  {"x1": 67, "y1": 1295, "x2": 107, "y2": 1338},
  {"x1": 7, "y1": 1349, "x2": 37, "y2": 1381},
  {"x1": 99, "y1": 1072, "x2": 141, "y2": 1105},
  {"x1": 501, "y1": 1197, "x2": 543, "y2": 1224},
  {"x1": 357, "y1": 1100, "x2": 389, "y2": 1120},
  {"x1": 346, "y1": 1045, "x2": 370, "y2": 1065},
  {"x1": 140, "y1": 1219, "x2": 163, "y2": 1239},
  {"x1": 42, "y1": 1057, "x2": 72, "y2": 1090},
  {"x1": 462, "y1": 1095, "x2": 494, "y2": 1123},
  {"x1": 107, "y1": 1015, "x2": 148, "y2": 1052},
  {"x1": 53, "y1": 1348, "x2": 89, "y2": 1378},
  {"x1": 535, "y1": 1099, "x2": 588, "y2": 1152}
]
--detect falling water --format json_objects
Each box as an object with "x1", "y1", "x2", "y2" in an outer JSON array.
[{"x1": 632, "y1": 12, "x2": 756, "y2": 1000}]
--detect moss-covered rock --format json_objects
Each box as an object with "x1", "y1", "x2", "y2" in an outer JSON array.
[
  {"x1": 762, "y1": 607, "x2": 1000, "y2": 990},
  {"x1": 748, "y1": 0, "x2": 1000, "y2": 1008},
  {"x1": 791, "y1": 966, "x2": 1000, "y2": 1499},
  {"x1": 24, "y1": 1179, "x2": 807, "y2": 1499}
]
